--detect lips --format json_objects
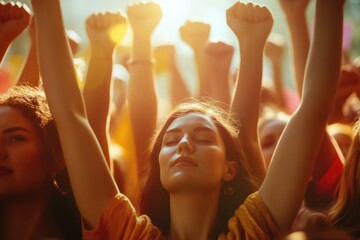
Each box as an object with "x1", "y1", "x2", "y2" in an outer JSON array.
[
  {"x1": 171, "y1": 156, "x2": 197, "y2": 167},
  {"x1": 0, "y1": 166, "x2": 13, "y2": 176}
]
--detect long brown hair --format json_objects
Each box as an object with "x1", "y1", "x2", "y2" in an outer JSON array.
[
  {"x1": 328, "y1": 116, "x2": 360, "y2": 237},
  {"x1": 139, "y1": 99, "x2": 259, "y2": 235}
]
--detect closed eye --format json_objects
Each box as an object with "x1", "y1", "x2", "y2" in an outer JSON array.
[
  {"x1": 195, "y1": 138, "x2": 212, "y2": 144},
  {"x1": 164, "y1": 140, "x2": 179, "y2": 146},
  {"x1": 163, "y1": 134, "x2": 181, "y2": 146}
]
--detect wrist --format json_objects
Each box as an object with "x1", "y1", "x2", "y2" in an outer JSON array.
[
  {"x1": 239, "y1": 42, "x2": 265, "y2": 54},
  {"x1": 90, "y1": 44, "x2": 115, "y2": 55},
  {"x1": 284, "y1": 11, "x2": 306, "y2": 23}
]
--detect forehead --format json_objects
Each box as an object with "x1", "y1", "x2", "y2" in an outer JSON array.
[
  {"x1": 0, "y1": 106, "x2": 35, "y2": 131},
  {"x1": 167, "y1": 112, "x2": 218, "y2": 132}
]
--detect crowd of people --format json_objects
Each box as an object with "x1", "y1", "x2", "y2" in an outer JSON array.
[{"x1": 0, "y1": 0, "x2": 359, "y2": 239}]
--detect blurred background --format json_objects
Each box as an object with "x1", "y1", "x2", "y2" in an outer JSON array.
[{"x1": 2, "y1": 0, "x2": 360, "y2": 91}]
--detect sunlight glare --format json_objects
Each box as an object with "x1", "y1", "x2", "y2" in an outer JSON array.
[{"x1": 109, "y1": 23, "x2": 128, "y2": 44}]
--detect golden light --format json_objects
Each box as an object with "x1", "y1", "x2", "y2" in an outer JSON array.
[
  {"x1": 154, "y1": 0, "x2": 189, "y2": 41},
  {"x1": 109, "y1": 22, "x2": 128, "y2": 44}
]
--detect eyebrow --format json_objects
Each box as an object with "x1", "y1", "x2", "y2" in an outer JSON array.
[
  {"x1": 165, "y1": 126, "x2": 215, "y2": 134},
  {"x1": 3, "y1": 127, "x2": 30, "y2": 134}
]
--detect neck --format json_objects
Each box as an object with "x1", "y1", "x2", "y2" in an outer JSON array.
[
  {"x1": 0, "y1": 190, "x2": 61, "y2": 240},
  {"x1": 168, "y1": 189, "x2": 220, "y2": 240}
]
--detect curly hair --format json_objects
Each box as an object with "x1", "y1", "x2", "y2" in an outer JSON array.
[{"x1": 0, "y1": 85, "x2": 82, "y2": 239}]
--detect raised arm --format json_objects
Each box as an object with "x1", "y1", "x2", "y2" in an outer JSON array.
[
  {"x1": 0, "y1": 1, "x2": 31, "y2": 63},
  {"x1": 16, "y1": 18, "x2": 40, "y2": 87},
  {"x1": 280, "y1": 0, "x2": 344, "y2": 211},
  {"x1": 31, "y1": 0, "x2": 118, "y2": 228},
  {"x1": 279, "y1": 0, "x2": 310, "y2": 95},
  {"x1": 154, "y1": 44, "x2": 190, "y2": 105},
  {"x1": 127, "y1": 2, "x2": 162, "y2": 163},
  {"x1": 227, "y1": 2, "x2": 273, "y2": 181},
  {"x1": 180, "y1": 21, "x2": 210, "y2": 97},
  {"x1": 202, "y1": 41, "x2": 234, "y2": 105},
  {"x1": 259, "y1": 0, "x2": 344, "y2": 233},
  {"x1": 83, "y1": 11, "x2": 127, "y2": 171},
  {"x1": 264, "y1": 33, "x2": 287, "y2": 111}
]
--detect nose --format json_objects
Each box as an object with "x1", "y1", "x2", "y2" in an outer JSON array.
[{"x1": 177, "y1": 135, "x2": 194, "y2": 154}]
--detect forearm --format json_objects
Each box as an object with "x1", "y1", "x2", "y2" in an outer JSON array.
[
  {"x1": 233, "y1": 44, "x2": 264, "y2": 138},
  {"x1": 285, "y1": 13, "x2": 310, "y2": 96},
  {"x1": 302, "y1": 1, "x2": 343, "y2": 112},
  {"x1": 128, "y1": 34, "x2": 157, "y2": 161},
  {"x1": 16, "y1": 41, "x2": 40, "y2": 87},
  {"x1": 206, "y1": 68, "x2": 231, "y2": 105},
  {"x1": 194, "y1": 51, "x2": 209, "y2": 97},
  {"x1": 83, "y1": 46, "x2": 114, "y2": 167},
  {"x1": 260, "y1": 1, "x2": 344, "y2": 232},
  {"x1": 271, "y1": 61, "x2": 286, "y2": 110},
  {"x1": 170, "y1": 61, "x2": 190, "y2": 104},
  {"x1": 232, "y1": 44, "x2": 266, "y2": 180},
  {"x1": 32, "y1": 0, "x2": 118, "y2": 227},
  {"x1": 32, "y1": 0, "x2": 84, "y2": 117}
]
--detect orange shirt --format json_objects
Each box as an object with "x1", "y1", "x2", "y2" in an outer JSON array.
[{"x1": 83, "y1": 191, "x2": 281, "y2": 240}]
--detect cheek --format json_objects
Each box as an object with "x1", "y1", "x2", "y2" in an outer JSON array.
[
  {"x1": 158, "y1": 146, "x2": 172, "y2": 167},
  {"x1": 12, "y1": 144, "x2": 49, "y2": 182},
  {"x1": 202, "y1": 147, "x2": 227, "y2": 173},
  {"x1": 158, "y1": 147, "x2": 173, "y2": 182}
]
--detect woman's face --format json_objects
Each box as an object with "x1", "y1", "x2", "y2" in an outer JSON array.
[
  {"x1": 159, "y1": 112, "x2": 235, "y2": 193},
  {"x1": 259, "y1": 118, "x2": 287, "y2": 168},
  {"x1": 0, "y1": 106, "x2": 50, "y2": 199}
]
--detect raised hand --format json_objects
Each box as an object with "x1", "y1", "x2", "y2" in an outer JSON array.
[
  {"x1": 179, "y1": 21, "x2": 211, "y2": 97},
  {"x1": 84, "y1": 10, "x2": 127, "y2": 169},
  {"x1": 86, "y1": 11, "x2": 127, "y2": 52},
  {"x1": 0, "y1": 1, "x2": 31, "y2": 62},
  {"x1": 180, "y1": 21, "x2": 210, "y2": 52},
  {"x1": 226, "y1": 2, "x2": 273, "y2": 48},
  {"x1": 30, "y1": 0, "x2": 119, "y2": 228},
  {"x1": 126, "y1": 2, "x2": 160, "y2": 170},
  {"x1": 127, "y1": 2, "x2": 162, "y2": 37},
  {"x1": 229, "y1": 1, "x2": 274, "y2": 181},
  {"x1": 0, "y1": 1, "x2": 31, "y2": 44}
]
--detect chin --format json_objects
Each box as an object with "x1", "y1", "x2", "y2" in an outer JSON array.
[{"x1": 163, "y1": 176, "x2": 200, "y2": 193}]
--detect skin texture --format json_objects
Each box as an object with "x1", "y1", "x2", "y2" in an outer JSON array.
[
  {"x1": 83, "y1": 10, "x2": 128, "y2": 171},
  {"x1": 159, "y1": 112, "x2": 236, "y2": 193},
  {"x1": 0, "y1": 106, "x2": 49, "y2": 198},
  {"x1": 228, "y1": 1, "x2": 273, "y2": 181},
  {"x1": 31, "y1": 0, "x2": 344, "y2": 237},
  {"x1": 127, "y1": 2, "x2": 161, "y2": 169}
]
